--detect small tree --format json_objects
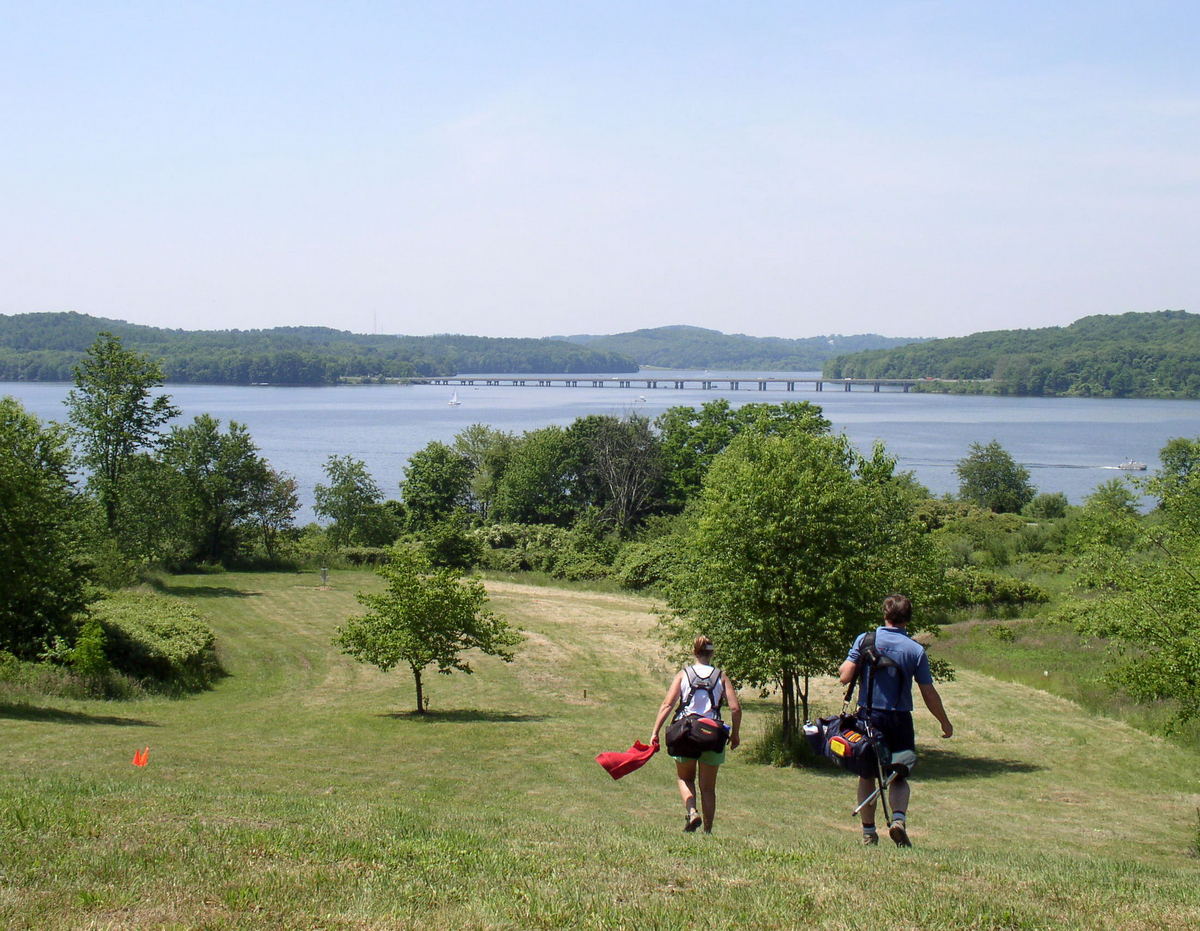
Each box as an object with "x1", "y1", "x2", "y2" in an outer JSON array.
[
  {"x1": 66, "y1": 333, "x2": 179, "y2": 531},
  {"x1": 956, "y1": 440, "x2": 1035, "y2": 513},
  {"x1": 314, "y1": 455, "x2": 385, "y2": 547},
  {"x1": 334, "y1": 546, "x2": 521, "y2": 713}
]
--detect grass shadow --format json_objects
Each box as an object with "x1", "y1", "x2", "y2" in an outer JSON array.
[
  {"x1": 0, "y1": 702, "x2": 159, "y2": 727},
  {"x1": 378, "y1": 709, "x2": 550, "y2": 724},
  {"x1": 918, "y1": 745, "x2": 1044, "y2": 781},
  {"x1": 145, "y1": 578, "x2": 260, "y2": 599}
]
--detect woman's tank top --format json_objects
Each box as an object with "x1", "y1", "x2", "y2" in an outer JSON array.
[{"x1": 679, "y1": 664, "x2": 725, "y2": 718}]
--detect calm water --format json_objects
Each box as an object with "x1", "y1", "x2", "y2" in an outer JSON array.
[{"x1": 6, "y1": 372, "x2": 1200, "y2": 519}]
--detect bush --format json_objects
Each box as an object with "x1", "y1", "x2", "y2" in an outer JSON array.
[
  {"x1": 944, "y1": 567, "x2": 1051, "y2": 609},
  {"x1": 341, "y1": 547, "x2": 392, "y2": 566},
  {"x1": 744, "y1": 715, "x2": 822, "y2": 768},
  {"x1": 419, "y1": 511, "x2": 484, "y2": 569},
  {"x1": 71, "y1": 617, "x2": 110, "y2": 678},
  {"x1": 92, "y1": 592, "x2": 220, "y2": 691},
  {"x1": 0, "y1": 648, "x2": 142, "y2": 701},
  {"x1": 612, "y1": 536, "x2": 682, "y2": 590},
  {"x1": 1023, "y1": 492, "x2": 1069, "y2": 520}
]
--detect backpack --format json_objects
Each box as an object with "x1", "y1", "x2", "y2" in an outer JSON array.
[{"x1": 665, "y1": 666, "x2": 728, "y2": 757}]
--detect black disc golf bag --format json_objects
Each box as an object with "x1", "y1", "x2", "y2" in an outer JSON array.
[
  {"x1": 665, "y1": 713, "x2": 728, "y2": 757},
  {"x1": 807, "y1": 713, "x2": 886, "y2": 779},
  {"x1": 665, "y1": 667, "x2": 728, "y2": 757}
]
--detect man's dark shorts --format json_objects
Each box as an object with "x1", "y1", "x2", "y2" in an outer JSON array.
[{"x1": 864, "y1": 709, "x2": 915, "y2": 754}]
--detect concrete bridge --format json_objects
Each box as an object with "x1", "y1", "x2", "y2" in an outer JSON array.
[{"x1": 423, "y1": 376, "x2": 925, "y2": 393}]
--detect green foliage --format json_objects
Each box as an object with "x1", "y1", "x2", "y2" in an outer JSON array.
[
  {"x1": 92, "y1": 591, "x2": 220, "y2": 690},
  {"x1": 0, "y1": 311, "x2": 635, "y2": 384},
  {"x1": 0, "y1": 397, "x2": 92, "y2": 659},
  {"x1": 70, "y1": 617, "x2": 110, "y2": 678},
  {"x1": 1024, "y1": 492, "x2": 1069, "y2": 520},
  {"x1": 825, "y1": 309, "x2": 1200, "y2": 399},
  {"x1": 661, "y1": 431, "x2": 944, "y2": 736},
  {"x1": 1065, "y1": 478, "x2": 1141, "y2": 554},
  {"x1": 491, "y1": 426, "x2": 581, "y2": 526},
  {"x1": 334, "y1": 545, "x2": 521, "y2": 712},
  {"x1": 654, "y1": 398, "x2": 831, "y2": 509},
  {"x1": 401, "y1": 442, "x2": 473, "y2": 529},
  {"x1": 743, "y1": 714, "x2": 820, "y2": 768},
  {"x1": 944, "y1": 567, "x2": 1051, "y2": 609},
  {"x1": 314, "y1": 455, "x2": 388, "y2": 547},
  {"x1": 452, "y1": 424, "x2": 516, "y2": 518},
  {"x1": 419, "y1": 511, "x2": 484, "y2": 569},
  {"x1": 1061, "y1": 492, "x2": 1200, "y2": 723},
  {"x1": 566, "y1": 414, "x2": 664, "y2": 533},
  {"x1": 956, "y1": 440, "x2": 1035, "y2": 513},
  {"x1": 65, "y1": 332, "x2": 179, "y2": 532},
  {"x1": 160, "y1": 414, "x2": 287, "y2": 565}
]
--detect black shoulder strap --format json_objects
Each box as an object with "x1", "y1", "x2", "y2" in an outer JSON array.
[{"x1": 842, "y1": 630, "x2": 880, "y2": 705}]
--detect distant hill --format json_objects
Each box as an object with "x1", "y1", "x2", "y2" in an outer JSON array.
[
  {"x1": 556, "y1": 325, "x2": 924, "y2": 370},
  {"x1": 0, "y1": 313, "x2": 637, "y2": 385},
  {"x1": 823, "y1": 310, "x2": 1200, "y2": 399}
]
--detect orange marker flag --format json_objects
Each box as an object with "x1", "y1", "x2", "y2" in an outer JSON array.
[{"x1": 132, "y1": 747, "x2": 149, "y2": 767}]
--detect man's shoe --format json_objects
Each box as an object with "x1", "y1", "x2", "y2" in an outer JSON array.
[
  {"x1": 862, "y1": 832, "x2": 879, "y2": 846},
  {"x1": 684, "y1": 810, "x2": 703, "y2": 832},
  {"x1": 888, "y1": 820, "x2": 912, "y2": 848}
]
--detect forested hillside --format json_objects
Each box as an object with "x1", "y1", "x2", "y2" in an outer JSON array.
[
  {"x1": 0, "y1": 312, "x2": 637, "y2": 385},
  {"x1": 824, "y1": 310, "x2": 1200, "y2": 398},
  {"x1": 559, "y1": 324, "x2": 922, "y2": 370}
]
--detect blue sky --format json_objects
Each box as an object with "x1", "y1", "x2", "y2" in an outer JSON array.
[{"x1": 2, "y1": 2, "x2": 1197, "y2": 338}]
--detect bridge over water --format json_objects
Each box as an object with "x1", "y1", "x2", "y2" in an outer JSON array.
[{"x1": 423, "y1": 376, "x2": 924, "y2": 393}]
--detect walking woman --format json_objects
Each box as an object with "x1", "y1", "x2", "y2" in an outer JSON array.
[{"x1": 650, "y1": 636, "x2": 742, "y2": 833}]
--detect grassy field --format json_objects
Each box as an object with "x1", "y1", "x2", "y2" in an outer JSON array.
[{"x1": 2, "y1": 570, "x2": 1199, "y2": 930}]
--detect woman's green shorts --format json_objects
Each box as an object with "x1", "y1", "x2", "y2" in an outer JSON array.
[{"x1": 671, "y1": 748, "x2": 726, "y2": 766}]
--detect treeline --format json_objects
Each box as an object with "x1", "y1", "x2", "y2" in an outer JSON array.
[
  {"x1": 0, "y1": 312, "x2": 637, "y2": 385},
  {"x1": 8, "y1": 332, "x2": 1200, "y2": 737},
  {"x1": 823, "y1": 310, "x2": 1200, "y2": 399},
  {"x1": 561, "y1": 324, "x2": 922, "y2": 370}
]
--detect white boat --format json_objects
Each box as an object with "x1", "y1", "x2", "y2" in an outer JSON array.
[
  {"x1": 448, "y1": 391, "x2": 461, "y2": 407},
  {"x1": 1117, "y1": 459, "x2": 1146, "y2": 471}
]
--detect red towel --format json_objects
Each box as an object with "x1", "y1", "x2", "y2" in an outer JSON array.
[{"x1": 596, "y1": 739, "x2": 659, "y2": 780}]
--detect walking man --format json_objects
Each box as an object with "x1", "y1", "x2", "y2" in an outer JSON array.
[{"x1": 838, "y1": 594, "x2": 953, "y2": 847}]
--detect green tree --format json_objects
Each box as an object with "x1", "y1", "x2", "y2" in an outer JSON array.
[
  {"x1": 956, "y1": 440, "x2": 1035, "y2": 513},
  {"x1": 334, "y1": 545, "x2": 521, "y2": 712},
  {"x1": 661, "y1": 431, "x2": 942, "y2": 739},
  {"x1": 1065, "y1": 493, "x2": 1200, "y2": 723},
  {"x1": 66, "y1": 333, "x2": 179, "y2": 531},
  {"x1": 0, "y1": 397, "x2": 91, "y2": 658},
  {"x1": 246, "y1": 468, "x2": 300, "y2": 561},
  {"x1": 655, "y1": 399, "x2": 830, "y2": 510},
  {"x1": 313, "y1": 455, "x2": 385, "y2": 547},
  {"x1": 1151, "y1": 436, "x2": 1200, "y2": 507},
  {"x1": 400, "y1": 441, "x2": 473, "y2": 530},
  {"x1": 160, "y1": 415, "x2": 274, "y2": 564},
  {"x1": 492, "y1": 426, "x2": 581, "y2": 525},
  {"x1": 567, "y1": 414, "x2": 664, "y2": 533},
  {"x1": 452, "y1": 424, "x2": 515, "y2": 518}
]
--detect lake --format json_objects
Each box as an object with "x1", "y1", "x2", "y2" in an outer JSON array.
[{"x1": 6, "y1": 372, "x2": 1199, "y2": 519}]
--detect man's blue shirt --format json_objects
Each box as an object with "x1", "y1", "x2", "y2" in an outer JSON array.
[{"x1": 846, "y1": 625, "x2": 932, "y2": 712}]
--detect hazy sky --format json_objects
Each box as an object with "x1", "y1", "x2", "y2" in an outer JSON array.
[{"x1": 3, "y1": 2, "x2": 1197, "y2": 339}]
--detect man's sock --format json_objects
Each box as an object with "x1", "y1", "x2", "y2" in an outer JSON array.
[
  {"x1": 891, "y1": 811, "x2": 906, "y2": 824},
  {"x1": 862, "y1": 823, "x2": 877, "y2": 835}
]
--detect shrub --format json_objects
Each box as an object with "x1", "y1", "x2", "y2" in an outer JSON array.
[
  {"x1": 419, "y1": 511, "x2": 484, "y2": 569},
  {"x1": 71, "y1": 617, "x2": 110, "y2": 678},
  {"x1": 944, "y1": 567, "x2": 1051, "y2": 609},
  {"x1": 341, "y1": 547, "x2": 391, "y2": 566},
  {"x1": 744, "y1": 714, "x2": 821, "y2": 768},
  {"x1": 612, "y1": 537, "x2": 682, "y2": 590},
  {"x1": 92, "y1": 592, "x2": 220, "y2": 691}
]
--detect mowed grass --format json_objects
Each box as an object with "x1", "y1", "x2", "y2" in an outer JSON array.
[{"x1": 2, "y1": 571, "x2": 1199, "y2": 930}]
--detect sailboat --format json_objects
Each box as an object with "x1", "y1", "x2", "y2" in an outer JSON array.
[{"x1": 448, "y1": 390, "x2": 462, "y2": 407}]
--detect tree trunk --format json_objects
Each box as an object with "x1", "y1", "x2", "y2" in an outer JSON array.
[
  {"x1": 412, "y1": 665, "x2": 426, "y2": 714},
  {"x1": 780, "y1": 670, "x2": 795, "y2": 739},
  {"x1": 799, "y1": 673, "x2": 810, "y2": 728}
]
